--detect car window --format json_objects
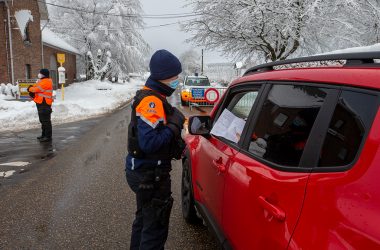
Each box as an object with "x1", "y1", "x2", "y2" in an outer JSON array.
[
  {"x1": 212, "y1": 88, "x2": 260, "y2": 144},
  {"x1": 185, "y1": 77, "x2": 210, "y2": 86},
  {"x1": 227, "y1": 91, "x2": 258, "y2": 120},
  {"x1": 248, "y1": 84, "x2": 329, "y2": 167},
  {"x1": 318, "y1": 90, "x2": 378, "y2": 167}
]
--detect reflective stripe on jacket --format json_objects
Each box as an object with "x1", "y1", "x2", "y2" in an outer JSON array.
[{"x1": 29, "y1": 78, "x2": 53, "y2": 105}]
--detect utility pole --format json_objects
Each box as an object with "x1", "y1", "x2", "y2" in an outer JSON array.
[
  {"x1": 201, "y1": 49, "x2": 204, "y2": 75},
  {"x1": 41, "y1": 20, "x2": 49, "y2": 68}
]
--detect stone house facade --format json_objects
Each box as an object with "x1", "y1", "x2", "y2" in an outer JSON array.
[{"x1": 0, "y1": 0, "x2": 79, "y2": 88}]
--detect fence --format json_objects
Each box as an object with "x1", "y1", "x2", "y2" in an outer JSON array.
[{"x1": 186, "y1": 86, "x2": 228, "y2": 110}]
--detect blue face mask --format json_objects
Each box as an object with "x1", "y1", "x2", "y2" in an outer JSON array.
[{"x1": 169, "y1": 79, "x2": 180, "y2": 89}]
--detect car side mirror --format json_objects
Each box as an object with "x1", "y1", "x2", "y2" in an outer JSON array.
[{"x1": 188, "y1": 116, "x2": 211, "y2": 135}]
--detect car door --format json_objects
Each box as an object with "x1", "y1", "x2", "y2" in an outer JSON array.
[
  {"x1": 195, "y1": 83, "x2": 264, "y2": 227},
  {"x1": 222, "y1": 83, "x2": 339, "y2": 249},
  {"x1": 290, "y1": 89, "x2": 380, "y2": 249}
]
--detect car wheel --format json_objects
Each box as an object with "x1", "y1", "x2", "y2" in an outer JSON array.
[{"x1": 181, "y1": 156, "x2": 200, "y2": 224}]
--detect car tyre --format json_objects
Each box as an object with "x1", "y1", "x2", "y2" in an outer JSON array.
[{"x1": 181, "y1": 156, "x2": 200, "y2": 224}]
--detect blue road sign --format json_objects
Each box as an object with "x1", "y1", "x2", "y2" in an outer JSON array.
[{"x1": 191, "y1": 88, "x2": 205, "y2": 99}]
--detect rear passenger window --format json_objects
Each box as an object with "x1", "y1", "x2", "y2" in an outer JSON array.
[
  {"x1": 318, "y1": 91, "x2": 378, "y2": 167},
  {"x1": 248, "y1": 85, "x2": 329, "y2": 167}
]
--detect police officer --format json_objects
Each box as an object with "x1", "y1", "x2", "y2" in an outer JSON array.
[
  {"x1": 28, "y1": 69, "x2": 54, "y2": 142},
  {"x1": 126, "y1": 49, "x2": 185, "y2": 250}
]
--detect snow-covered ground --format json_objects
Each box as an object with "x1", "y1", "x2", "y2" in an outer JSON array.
[{"x1": 0, "y1": 79, "x2": 143, "y2": 132}]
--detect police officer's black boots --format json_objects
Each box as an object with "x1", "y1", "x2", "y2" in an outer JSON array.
[{"x1": 39, "y1": 136, "x2": 52, "y2": 142}]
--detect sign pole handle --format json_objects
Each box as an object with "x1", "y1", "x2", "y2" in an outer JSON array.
[
  {"x1": 62, "y1": 83, "x2": 64, "y2": 101},
  {"x1": 59, "y1": 62, "x2": 65, "y2": 101}
]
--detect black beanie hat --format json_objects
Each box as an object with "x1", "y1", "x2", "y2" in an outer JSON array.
[
  {"x1": 149, "y1": 50, "x2": 182, "y2": 80},
  {"x1": 40, "y1": 68, "x2": 50, "y2": 78}
]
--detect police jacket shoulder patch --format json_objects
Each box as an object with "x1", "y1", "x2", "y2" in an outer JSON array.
[{"x1": 136, "y1": 95, "x2": 166, "y2": 128}]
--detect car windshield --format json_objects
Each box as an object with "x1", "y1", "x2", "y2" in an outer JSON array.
[{"x1": 185, "y1": 77, "x2": 210, "y2": 86}]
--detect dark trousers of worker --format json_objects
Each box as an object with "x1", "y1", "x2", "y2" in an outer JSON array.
[
  {"x1": 36, "y1": 102, "x2": 52, "y2": 138},
  {"x1": 126, "y1": 165, "x2": 173, "y2": 250}
]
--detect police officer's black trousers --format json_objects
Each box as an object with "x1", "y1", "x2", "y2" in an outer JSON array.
[
  {"x1": 36, "y1": 102, "x2": 52, "y2": 138},
  {"x1": 126, "y1": 165, "x2": 173, "y2": 250}
]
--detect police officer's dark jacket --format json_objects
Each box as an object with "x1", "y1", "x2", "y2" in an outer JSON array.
[{"x1": 126, "y1": 77, "x2": 178, "y2": 170}]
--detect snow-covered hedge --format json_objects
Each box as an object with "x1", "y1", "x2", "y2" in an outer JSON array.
[{"x1": 0, "y1": 83, "x2": 19, "y2": 99}]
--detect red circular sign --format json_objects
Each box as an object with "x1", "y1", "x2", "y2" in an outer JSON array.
[{"x1": 204, "y1": 88, "x2": 220, "y2": 103}]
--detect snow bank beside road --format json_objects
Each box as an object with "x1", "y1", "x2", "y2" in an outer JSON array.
[{"x1": 0, "y1": 79, "x2": 143, "y2": 132}]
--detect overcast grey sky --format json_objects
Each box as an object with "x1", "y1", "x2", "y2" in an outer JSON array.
[{"x1": 140, "y1": 0, "x2": 230, "y2": 63}]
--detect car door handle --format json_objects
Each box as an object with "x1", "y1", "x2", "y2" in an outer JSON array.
[
  {"x1": 257, "y1": 196, "x2": 286, "y2": 222},
  {"x1": 212, "y1": 157, "x2": 226, "y2": 173}
]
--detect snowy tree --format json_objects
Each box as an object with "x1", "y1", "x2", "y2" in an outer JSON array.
[
  {"x1": 361, "y1": 0, "x2": 380, "y2": 43},
  {"x1": 299, "y1": 0, "x2": 380, "y2": 55},
  {"x1": 86, "y1": 50, "x2": 112, "y2": 80},
  {"x1": 183, "y1": 0, "x2": 379, "y2": 62},
  {"x1": 179, "y1": 49, "x2": 201, "y2": 76},
  {"x1": 48, "y1": 0, "x2": 150, "y2": 76},
  {"x1": 204, "y1": 63, "x2": 236, "y2": 83}
]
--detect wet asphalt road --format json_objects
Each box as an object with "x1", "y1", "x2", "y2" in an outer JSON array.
[{"x1": 0, "y1": 92, "x2": 217, "y2": 249}]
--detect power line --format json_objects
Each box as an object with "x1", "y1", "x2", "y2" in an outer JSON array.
[
  {"x1": 39, "y1": 0, "x2": 201, "y2": 19},
  {"x1": 53, "y1": 19, "x2": 192, "y2": 31}
]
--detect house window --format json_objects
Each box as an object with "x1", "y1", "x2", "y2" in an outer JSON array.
[
  {"x1": 25, "y1": 64, "x2": 31, "y2": 79},
  {"x1": 24, "y1": 23, "x2": 31, "y2": 43}
]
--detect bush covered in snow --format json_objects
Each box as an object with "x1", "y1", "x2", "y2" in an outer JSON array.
[{"x1": 0, "y1": 83, "x2": 19, "y2": 99}]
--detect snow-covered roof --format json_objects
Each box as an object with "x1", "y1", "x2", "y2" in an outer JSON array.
[
  {"x1": 323, "y1": 43, "x2": 380, "y2": 54},
  {"x1": 42, "y1": 28, "x2": 80, "y2": 55}
]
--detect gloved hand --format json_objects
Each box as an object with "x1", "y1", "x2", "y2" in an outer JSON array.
[
  {"x1": 27, "y1": 85, "x2": 35, "y2": 98},
  {"x1": 166, "y1": 107, "x2": 185, "y2": 138}
]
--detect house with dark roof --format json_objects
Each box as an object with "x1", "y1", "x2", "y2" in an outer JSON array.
[{"x1": 0, "y1": 0, "x2": 80, "y2": 88}]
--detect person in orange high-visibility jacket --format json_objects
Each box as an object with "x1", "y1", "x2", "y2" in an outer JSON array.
[{"x1": 28, "y1": 68, "x2": 54, "y2": 142}]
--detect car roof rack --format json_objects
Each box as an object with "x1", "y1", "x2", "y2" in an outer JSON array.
[{"x1": 243, "y1": 51, "x2": 380, "y2": 76}]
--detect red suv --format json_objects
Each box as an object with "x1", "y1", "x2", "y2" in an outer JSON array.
[{"x1": 181, "y1": 52, "x2": 380, "y2": 249}]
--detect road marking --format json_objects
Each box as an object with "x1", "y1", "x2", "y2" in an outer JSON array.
[
  {"x1": 0, "y1": 161, "x2": 30, "y2": 167},
  {"x1": 0, "y1": 170, "x2": 16, "y2": 178}
]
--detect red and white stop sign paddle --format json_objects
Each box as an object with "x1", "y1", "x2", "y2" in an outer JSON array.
[{"x1": 204, "y1": 88, "x2": 220, "y2": 103}]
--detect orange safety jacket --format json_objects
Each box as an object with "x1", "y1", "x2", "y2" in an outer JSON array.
[{"x1": 29, "y1": 78, "x2": 53, "y2": 105}]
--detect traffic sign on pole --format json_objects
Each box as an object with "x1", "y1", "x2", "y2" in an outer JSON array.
[
  {"x1": 57, "y1": 53, "x2": 65, "y2": 66},
  {"x1": 58, "y1": 66, "x2": 66, "y2": 101},
  {"x1": 204, "y1": 88, "x2": 219, "y2": 103}
]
